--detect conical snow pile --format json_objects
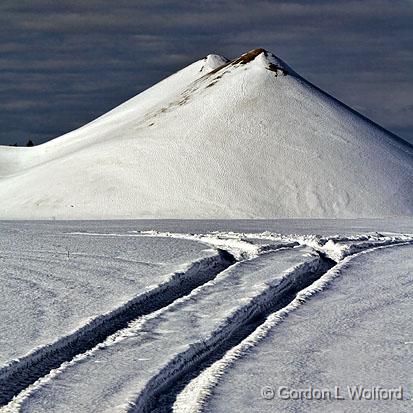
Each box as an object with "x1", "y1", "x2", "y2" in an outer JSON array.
[{"x1": 0, "y1": 48, "x2": 412, "y2": 218}]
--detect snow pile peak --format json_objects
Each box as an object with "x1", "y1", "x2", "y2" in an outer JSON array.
[
  {"x1": 230, "y1": 48, "x2": 292, "y2": 76},
  {"x1": 200, "y1": 54, "x2": 229, "y2": 74},
  {"x1": 0, "y1": 48, "x2": 411, "y2": 219}
]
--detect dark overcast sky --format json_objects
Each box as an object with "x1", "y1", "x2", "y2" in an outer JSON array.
[{"x1": 1, "y1": 0, "x2": 412, "y2": 146}]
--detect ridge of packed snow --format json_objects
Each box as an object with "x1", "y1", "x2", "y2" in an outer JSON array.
[
  {"x1": 1, "y1": 226, "x2": 412, "y2": 411},
  {"x1": 172, "y1": 241, "x2": 413, "y2": 413}
]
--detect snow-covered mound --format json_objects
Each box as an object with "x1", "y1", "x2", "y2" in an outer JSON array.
[{"x1": 0, "y1": 48, "x2": 412, "y2": 219}]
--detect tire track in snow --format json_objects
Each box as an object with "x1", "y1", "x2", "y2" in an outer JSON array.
[
  {"x1": 1, "y1": 242, "x2": 301, "y2": 412},
  {"x1": 2, "y1": 232, "x2": 411, "y2": 411},
  {"x1": 172, "y1": 240, "x2": 413, "y2": 413},
  {"x1": 116, "y1": 235, "x2": 411, "y2": 412},
  {"x1": 0, "y1": 249, "x2": 235, "y2": 407},
  {"x1": 123, "y1": 251, "x2": 335, "y2": 413},
  {"x1": 8, "y1": 248, "x2": 326, "y2": 413},
  {"x1": 0, "y1": 231, "x2": 294, "y2": 409}
]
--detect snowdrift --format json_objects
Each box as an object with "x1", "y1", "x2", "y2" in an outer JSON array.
[{"x1": 0, "y1": 48, "x2": 412, "y2": 218}]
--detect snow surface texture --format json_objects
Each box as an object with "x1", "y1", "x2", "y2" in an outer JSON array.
[
  {"x1": 9, "y1": 247, "x2": 322, "y2": 413},
  {"x1": 0, "y1": 224, "x2": 234, "y2": 404},
  {"x1": 1, "y1": 221, "x2": 412, "y2": 412},
  {"x1": 197, "y1": 244, "x2": 413, "y2": 413},
  {"x1": 0, "y1": 49, "x2": 412, "y2": 219}
]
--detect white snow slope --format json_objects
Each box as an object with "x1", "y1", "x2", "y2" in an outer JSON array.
[{"x1": 0, "y1": 48, "x2": 411, "y2": 219}]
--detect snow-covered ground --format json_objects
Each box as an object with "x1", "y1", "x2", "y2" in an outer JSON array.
[
  {"x1": 0, "y1": 223, "x2": 232, "y2": 404},
  {"x1": 0, "y1": 220, "x2": 412, "y2": 412},
  {"x1": 0, "y1": 48, "x2": 411, "y2": 219},
  {"x1": 8, "y1": 246, "x2": 322, "y2": 412},
  {"x1": 194, "y1": 244, "x2": 413, "y2": 413}
]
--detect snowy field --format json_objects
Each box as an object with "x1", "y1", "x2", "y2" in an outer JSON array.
[{"x1": 0, "y1": 219, "x2": 412, "y2": 412}]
